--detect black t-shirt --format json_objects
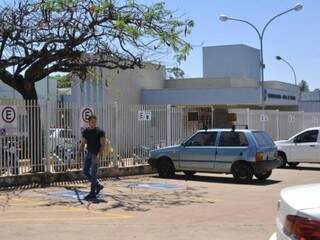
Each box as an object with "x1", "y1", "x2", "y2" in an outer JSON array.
[{"x1": 82, "y1": 127, "x2": 106, "y2": 155}]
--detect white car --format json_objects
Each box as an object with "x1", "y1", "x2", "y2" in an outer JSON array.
[
  {"x1": 270, "y1": 183, "x2": 320, "y2": 240},
  {"x1": 275, "y1": 127, "x2": 320, "y2": 167}
]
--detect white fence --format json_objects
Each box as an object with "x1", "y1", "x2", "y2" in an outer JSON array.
[
  {"x1": 230, "y1": 109, "x2": 320, "y2": 140},
  {"x1": 0, "y1": 100, "x2": 320, "y2": 177}
]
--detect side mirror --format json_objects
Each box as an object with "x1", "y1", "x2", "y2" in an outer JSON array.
[
  {"x1": 293, "y1": 138, "x2": 299, "y2": 143},
  {"x1": 181, "y1": 142, "x2": 186, "y2": 147}
]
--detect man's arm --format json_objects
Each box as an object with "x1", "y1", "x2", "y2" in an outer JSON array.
[
  {"x1": 97, "y1": 137, "x2": 108, "y2": 160},
  {"x1": 77, "y1": 137, "x2": 87, "y2": 160}
]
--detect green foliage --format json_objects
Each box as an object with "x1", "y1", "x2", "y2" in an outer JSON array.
[
  {"x1": 167, "y1": 67, "x2": 185, "y2": 79},
  {"x1": 299, "y1": 80, "x2": 309, "y2": 92},
  {"x1": 53, "y1": 74, "x2": 72, "y2": 88}
]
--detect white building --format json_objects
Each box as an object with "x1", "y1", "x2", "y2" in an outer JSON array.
[{"x1": 0, "y1": 77, "x2": 57, "y2": 103}]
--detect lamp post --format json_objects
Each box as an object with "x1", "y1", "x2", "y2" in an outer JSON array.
[
  {"x1": 276, "y1": 56, "x2": 297, "y2": 86},
  {"x1": 219, "y1": 3, "x2": 303, "y2": 111}
]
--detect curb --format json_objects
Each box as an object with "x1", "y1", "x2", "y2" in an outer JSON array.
[{"x1": 0, "y1": 165, "x2": 155, "y2": 188}]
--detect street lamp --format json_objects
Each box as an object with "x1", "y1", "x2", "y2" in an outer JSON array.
[
  {"x1": 219, "y1": 3, "x2": 303, "y2": 110},
  {"x1": 276, "y1": 56, "x2": 297, "y2": 86}
]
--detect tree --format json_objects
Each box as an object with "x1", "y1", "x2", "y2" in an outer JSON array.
[
  {"x1": 0, "y1": 0, "x2": 193, "y2": 100},
  {"x1": 0, "y1": 0, "x2": 194, "y2": 172},
  {"x1": 53, "y1": 74, "x2": 72, "y2": 88},
  {"x1": 167, "y1": 67, "x2": 185, "y2": 79},
  {"x1": 298, "y1": 80, "x2": 309, "y2": 92}
]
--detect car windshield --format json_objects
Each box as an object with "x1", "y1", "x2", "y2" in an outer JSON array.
[{"x1": 253, "y1": 131, "x2": 274, "y2": 147}]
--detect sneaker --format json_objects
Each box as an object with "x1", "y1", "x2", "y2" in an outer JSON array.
[
  {"x1": 96, "y1": 184, "x2": 104, "y2": 195},
  {"x1": 84, "y1": 192, "x2": 96, "y2": 200}
]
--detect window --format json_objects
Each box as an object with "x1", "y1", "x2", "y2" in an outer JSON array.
[
  {"x1": 184, "y1": 132, "x2": 217, "y2": 146},
  {"x1": 253, "y1": 131, "x2": 274, "y2": 147},
  {"x1": 295, "y1": 130, "x2": 319, "y2": 143},
  {"x1": 219, "y1": 132, "x2": 248, "y2": 147}
]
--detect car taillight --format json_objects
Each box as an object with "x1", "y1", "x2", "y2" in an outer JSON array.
[
  {"x1": 255, "y1": 152, "x2": 264, "y2": 161},
  {"x1": 284, "y1": 215, "x2": 320, "y2": 240}
]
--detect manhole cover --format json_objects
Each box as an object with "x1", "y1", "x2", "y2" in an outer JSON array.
[{"x1": 127, "y1": 182, "x2": 183, "y2": 190}]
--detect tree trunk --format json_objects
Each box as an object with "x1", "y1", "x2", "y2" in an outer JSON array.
[{"x1": 20, "y1": 82, "x2": 45, "y2": 173}]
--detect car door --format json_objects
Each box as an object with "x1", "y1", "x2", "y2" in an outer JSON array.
[
  {"x1": 179, "y1": 131, "x2": 217, "y2": 171},
  {"x1": 215, "y1": 131, "x2": 249, "y2": 172},
  {"x1": 289, "y1": 129, "x2": 320, "y2": 163}
]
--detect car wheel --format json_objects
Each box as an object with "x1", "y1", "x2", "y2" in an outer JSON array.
[
  {"x1": 183, "y1": 171, "x2": 196, "y2": 177},
  {"x1": 288, "y1": 162, "x2": 299, "y2": 167},
  {"x1": 157, "y1": 159, "x2": 175, "y2": 178},
  {"x1": 232, "y1": 162, "x2": 253, "y2": 183},
  {"x1": 277, "y1": 152, "x2": 287, "y2": 168},
  {"x1": 254, "y1": 170, "x2": 272, "y2": 180}
]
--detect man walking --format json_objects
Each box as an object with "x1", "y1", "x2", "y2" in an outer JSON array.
[{"x1": 78, "y1": 115, "x2": 107, "y2": 200}]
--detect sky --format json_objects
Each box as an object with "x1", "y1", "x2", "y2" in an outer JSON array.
[
  {"x1": 142, "y1": 0, "x2": 319, "y2": 90},
  {"x1": 2, "y1": 0, "x2": 319, "y2": 90}
]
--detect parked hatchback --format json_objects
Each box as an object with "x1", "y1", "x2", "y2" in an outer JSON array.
[
  {"x1": 276, "y1": 127, "x2": 320, "y2": 167},
  {"x1": 269, "y1": 183, "x2": 320, "y2": 240},
  {"x1": 149, "y1": 128, "x2": 280, "y2": 182}
]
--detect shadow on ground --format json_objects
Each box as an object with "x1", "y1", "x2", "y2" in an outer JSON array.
[
  {"x1": 152, "y1": 174, "x2": 281, "y2": 186},
  {"x1": 280, "y1": 165, "x2": 320, "y2": 171},
  {"x1": 19, "y1": 182, "x2": 215, "y2": 212}
]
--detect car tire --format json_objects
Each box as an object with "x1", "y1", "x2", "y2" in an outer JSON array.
[
  {"x1": 254, "y1": 170, "x2": 272, "y2": 180},
  {"x1": 183, "y1": 171, "x2": 196, "y2": 177},
  {"x1": 277, "y1": 152, "x2": 287, "y2": 168},
  {"x1": 232, "y1": 162, "x2": 253, "y2": 183},
  {"x1": 157, "y1": 159, "x2": 175, "y2": 178},
  {"x1": 288, "y1": 162, "x2": 299, "y2": 167}
]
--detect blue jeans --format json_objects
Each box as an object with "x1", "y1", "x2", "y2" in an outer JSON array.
[{"x1": 83, "y1": 152, "x2": 99, "y2": 194}]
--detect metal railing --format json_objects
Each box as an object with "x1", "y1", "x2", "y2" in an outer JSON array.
[{"x1": 0, "y1": 99, "x2": 319, "y2": 177}]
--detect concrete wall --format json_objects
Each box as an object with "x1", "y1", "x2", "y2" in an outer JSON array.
[
  {"x1": 142, "y1": 87, "x2": 260, "y2": 106},
  {"x1": 104, "y1": 64, "x2": 165, "y2": 104},
  {"x1": 0, "y1": 78, "x2": 57, "y2": 102},
  {"x1": 299, "y1": 102, "x2": 320, "y2": 112},
  {"x1": 203, "y1": 44, "x2": 260, "y2": 81},
  {"x1": 264, "y1": 81, "x2": 299, "y2": 92},
  {"x1": 165, "y1": 77, "x2": 258, "y2": 89},
  {"x1": 72, "y1": 64, "x2": 165, "y2": 107},
  {"x1": 300, "y1": 91, "x2": 320, "y2": 101}
]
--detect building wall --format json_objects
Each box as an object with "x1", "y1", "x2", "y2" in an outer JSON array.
[
  {"x1": 165, "y1": 77, "x2": 258, "y2": 89},
  {"x1": 299, "y1": 101, "x2": 320, "y2": 112},
  {"x1": 0, "y1": 78, "x2": 57, "y2": 102},
  {"x1": 142, "y1": 87, "x2": 260, "y2": 106},
  {"x1": 72, "y1": 64, "x2": 165, "y2": 108},
  {"x1": 105, "y1": 64, "x2": 165, "y2": 104},
  {"x1": 203, "y1": 44, "x2": 260, "y2": 81},
  {"x1": 300, "y1": 91, "x2": 320, "y2": 101}
]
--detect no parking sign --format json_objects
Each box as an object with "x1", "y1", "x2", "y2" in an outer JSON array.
[
  {"x1": 0, "y1": 105, "x2": 17, "y2": 135},
  {"x1": 80, "y1": 107, "x2": 94, "y2": 130}
]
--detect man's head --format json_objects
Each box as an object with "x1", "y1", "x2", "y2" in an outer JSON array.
[{"x1": 88, "y1": 115, "x2": 97, "y2": 129}]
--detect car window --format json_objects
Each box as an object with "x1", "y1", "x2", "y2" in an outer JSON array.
[
  {"x1": 295, "y1": 130, "x2": 319, "y2": 143},
  {"x1": 253, "y1": 131, "x2": 274, "y2": 147},
  {"x1": 219, "y1": 132, "x2": 248, "y2": 147},
  {"x1": 185, "y1": 132, "x2": 217, "y2": 146}
]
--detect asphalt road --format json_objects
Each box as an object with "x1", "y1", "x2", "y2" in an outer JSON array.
[{"x1": 1, "y1": 163, "x2": 320, "y2": 240}]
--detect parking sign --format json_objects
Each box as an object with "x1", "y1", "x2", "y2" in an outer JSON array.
[{"x1": 80, "y1": 107, "x2": 94, "y2": 128}]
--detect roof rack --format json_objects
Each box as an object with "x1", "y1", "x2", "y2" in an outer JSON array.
[{"x1": 231, "y1": 124, "x2": 249, "y2": 131}]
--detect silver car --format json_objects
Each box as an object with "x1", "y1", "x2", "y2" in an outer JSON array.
[{"x1": 149, "y1": 128, "x2": 280, "y2": 182}]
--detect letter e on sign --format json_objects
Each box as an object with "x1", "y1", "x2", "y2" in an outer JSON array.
[
  {"x1": 80, "y1": 107, "x2": 94, "y2": 127},
  {"x1": 0, "y1": 105, "x2": 17, "y2": 128}
]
